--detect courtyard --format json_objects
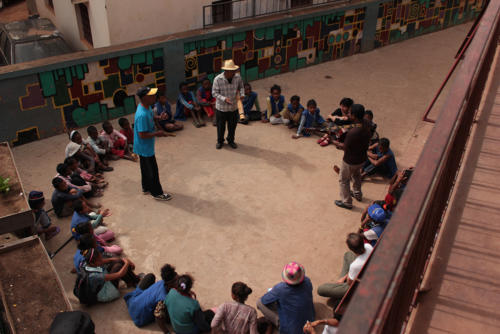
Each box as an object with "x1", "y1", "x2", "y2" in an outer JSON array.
[{"x1": 10, "y1": 23, "x2": 471, "y2": 333}]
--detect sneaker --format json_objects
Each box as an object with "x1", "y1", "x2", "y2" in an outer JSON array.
[
  {"x1": 101, "y1": 166, "x2": 114, "y2": 172},
  {"x1": 228, "y1": 142, "x2": 237, "y2": 149},
  {"x1": 143, "y1": 190, "x2": 150, "y2": 195},
  {"x1": 154, "y1": 193, "x2": 173, "y2": 201},
  {"x1": 335, "y1": 200, "x2": 352, "y2": 210},
  {"x1": 216, "y1": 143, "x2": 223, "y2": 149}
]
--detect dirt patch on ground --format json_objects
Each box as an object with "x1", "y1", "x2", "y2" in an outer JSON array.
[
  {"x1": 0, "y1": 242, "x2": 68, "y2": 333},
  {"x1": 0, "y1": 143, "x2": 28, "y2": 218}
]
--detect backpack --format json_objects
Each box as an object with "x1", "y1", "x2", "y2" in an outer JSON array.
[
  {"x1": 73, "y1": 263, "x2": 104, "y2": 305},
  {"x1": 50, "y1": 311, "x2": 95, "y2": 334}
]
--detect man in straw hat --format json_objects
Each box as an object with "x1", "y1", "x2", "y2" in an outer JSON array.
[
  {"x1": 134, "y1": 86, "x2": 172, "y2": 201},
  {"x1": 257, "y1": 261, "x2": 315, "y2": 334},
  {"x1": 212, "y1": 59, "x2": 245, "y2": 149}
]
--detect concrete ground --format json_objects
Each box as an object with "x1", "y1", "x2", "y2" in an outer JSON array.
[{"x1": 11, "y1": 23, "x2": 470, "y2": 333}]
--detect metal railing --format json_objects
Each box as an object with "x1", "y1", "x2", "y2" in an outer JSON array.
[
  {"x1": 337, "y1": 0, "x2": 499, "y2": 333},
  {"x1": 202, "y1": 0, "x2": 347, "y2": 28}
]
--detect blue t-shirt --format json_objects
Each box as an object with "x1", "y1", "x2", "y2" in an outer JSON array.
[
  {"x1": 260, "y1": 277, "x2": 315, "y2": 334},
  {"x1": 70, "y1": 211, "x2": 91, "y2": 240},
  {"x1": 376, "y1": 147, "x2": 398, "y2": 178},
  {"x1": 73, "y1": 250, "x2": 85, "y2": 273},
  {"x1": 124, "y1": 281, "x2": 168, "y2": 327},
  {"x1": 134, "y1": 104, "x2": 155, "y2": 157}
]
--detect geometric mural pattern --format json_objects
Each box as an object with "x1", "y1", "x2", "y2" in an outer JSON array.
[
  {"x1": 19, "y1": 49, "x2": 164, "y2": 130},
  {"x1": 184, "y1": 8, "x2": 366, "y2": 88},
  {"x1": 375, "y1": 0, "x2": 485, "y2": 47}
]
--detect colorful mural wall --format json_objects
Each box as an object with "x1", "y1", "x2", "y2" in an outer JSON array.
[
  {"x1": 184, "y1": 7, "x2": 366, "y2": 87},
  {"x1": 13, "y1": 49, "x2": 164, "y2": 145},
  {"x1": 375, "y1": 0, "x2": 484, "y2": 47}
]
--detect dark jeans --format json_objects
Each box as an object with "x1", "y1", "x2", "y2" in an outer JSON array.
[
  {"x1": 139, "y1": 155, "x2": 163, "y2": 196},
  {"x1": 216, "y1": 109, "x2": 238, "y2": 144},
  {"x1": 107, "y1": 260, "x2": 140, "y2": 287},
  {"x1": 363, "y1": 160, "x2": 390, "y2": 177}
]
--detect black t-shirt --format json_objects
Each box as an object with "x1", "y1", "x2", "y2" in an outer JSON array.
[
  {"x1": 343, "y1": 119, "x2": 372, "y2": 165},
  {"x1": 331, "y1": 108, "x2": 352, "y2": 126}
]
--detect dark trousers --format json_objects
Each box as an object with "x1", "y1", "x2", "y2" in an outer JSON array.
[
  {"x1": 216, "y1": 109, "x2": 238, "y2": 144},
  {"x1": 139, "y1": 155, "x2": 163, "y2": 196}
]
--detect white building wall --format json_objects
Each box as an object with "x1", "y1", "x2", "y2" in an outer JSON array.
[
  {"x1": 105, "y1": 0, "x2": 212, "y2": 46},
  {"x1": 88, "y1": 0, "x2": 111, "y2": 48},
  {"x1": 35, "y1": 0, "x2": 87, "y2": 50}
]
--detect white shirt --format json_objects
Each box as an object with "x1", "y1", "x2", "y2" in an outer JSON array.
[{"x1": 348, "y1": 243, "x2": 373, "y2": 280}]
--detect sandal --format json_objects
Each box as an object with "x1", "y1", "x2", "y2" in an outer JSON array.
[
  {"x1": 320, "y1": 138, "x2": 330, "y2": 146},
  {"x1": 317, "y1": 134, "x2": 329, "y2": 144}
]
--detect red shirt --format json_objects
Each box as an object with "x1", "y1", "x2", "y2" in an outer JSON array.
[{"x1": 120, "y1": 128, "x2": 134, "y2": 145}]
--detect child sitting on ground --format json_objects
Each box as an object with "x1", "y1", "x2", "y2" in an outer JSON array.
[
  {"x1": 86, "y1": 125, "x2": 115, "y2": 163},
  {"x1": 56, "y1": 163, "x2": 101, "y2": 198},
  {"x1": 51, "y1": 177, "x2": 99, "y2": 217},
  {"x1": 153, "y1": 91, "x2": 184, "y2": 132},
  {"x1": 71, "y1": 198, "x2": 111, "y2": 238},
  {"x1": 364, "y1": 110, "x2": 379, "y2": 146},
  {"x1": 265, "y1": 84, "x2": 287, "y2": 125},
  {"x1": 240, "y1": 83, "x2": 262, "y2": 124},
  {"x1": 101, "y1": 121, "x2": 136, "y2": 161},
  {"x1": 119, "y1": 118, "x2": 134, "y2": 152},
  {"x1": 283, "y1": 95, "x2": 304, "y2": 129},
  {"x1": 196, "y1": 78, "x2": 216, "y2": 125},
  {"x1": 362, "y1": 138, "x2": 398, "y2": 179},
  {"x1": 74, "y1": 221, "x2": 122, "y2": 256},
  {"x1": 28, "y1": 191, "x2": 60, "y2": 240},
  {"x1": 66, "y1": 130, "x2": 112, "y2": 173},
  {"x1": 175, "y1": 82, "x2": 205, "y2": 127},
  {"x1": 65, "y1": 157, "x2": 107, "y2": 189},
  {"x1": 292, "y1": 99, "x2": 326, "y2": 139},
  {"x1": 319, "y1": 97, "x2": 354, "y2": 146}
]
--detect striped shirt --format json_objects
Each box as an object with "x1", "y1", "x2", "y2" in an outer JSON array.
[{"x1": 212, "y1": 72, "x2": 245, "y2": 112}]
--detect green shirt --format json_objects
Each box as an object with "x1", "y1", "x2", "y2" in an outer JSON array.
[{"x1": 164, "y1": 289, "x2": 200, "y2": 333}]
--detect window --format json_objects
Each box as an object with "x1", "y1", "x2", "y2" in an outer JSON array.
[
  {"x1": 76, "y1": 3, "x2": 93, "y2": 46},
  {"x1": 212, "y1": 0, "x2": 232, "y2": 24},
  {"x1": 291, "y1": 0, "x2": 313, "y2": 8}
]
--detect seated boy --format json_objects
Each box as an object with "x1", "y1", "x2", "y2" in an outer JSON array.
[
  {"x1": 292, "y1": 99, "x2": 326, "y2": 139},
  {"x1": 196, "y1": 78, "x2": 216, "y2": 125},
  {"x1": 319, "y1": 97, "x2": 354, "y2": 146},
  {"x1": 283, "y1": 95, "x2": 304, "y2": 129},
  {"x1": 362, "y1": 138, "x2": 398, "y2": 179},
  {"x1": 174, "y1": 82, "x2": 205, "y2": 127},
  {"x1": 86, "y1": 126, "x2": 114, "y2": 162},
  {"x1": 119, "y1": 118, "x2": 134, "y2": 151},
  {"x1": 101, "y1": 121, "x2": 136, "y2": 161},
  {"x1": 67, "y1": 130, "x2": 112, "y2": 173},
  {"x1": 71, "y1": 199, "x2": 111, "y2": 238},
  {"x1": 28, "y1": 191, "x2": 60, "y2": 240},
  {"x1": 240, "y1": 83, "x2": 262, "y2": 124},
  {"x1": 51, "y1": 177, "x2": 98, "y2": 217},
  {"x1": 74, "y1": 221, "x2": 122, "y2": 256},
  {"x1": 124, "y1": 264, "x2": 178, "y2": 328},
  {"x1": 153, "y1": 91, "x2": 184, "y2": 132},
  {"x1": 364, "y1": 110, "x2": 379, "y2": 146},
  {"x1": 56, "y1": 162, "x2": 98, "y2": 197},
  {"x1": 265, "y1": 84, "x2": 287, "y2": 125}
]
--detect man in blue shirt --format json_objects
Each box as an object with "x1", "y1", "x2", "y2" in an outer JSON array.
[
  {"x1": 257, "y1": 262, "x2": 315, "y2": 334},
  {"x1": 134, "y1": 87, "x2": 171, "y2": 201}
]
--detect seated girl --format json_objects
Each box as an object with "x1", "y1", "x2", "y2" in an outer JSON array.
[
  {"x1": 78, "y1": 246, "x2": 141, "y2": 303},
  {"x1": 56, "y1": 162, "x2": 101, "y2": 198},
  {"x1": 66, "y1": 130, "x2": 112, "y2": 173},
  {"x1": 211, "y1": 282, "x2": 258, "y2": 334},
  {"x1": 163, "y1": 274, "x2": 214, "y2": 334}
]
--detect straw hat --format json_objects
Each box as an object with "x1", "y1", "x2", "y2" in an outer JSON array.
[
  {"x1": 221, "y1": 59, "x2": 239, "y2": 71},
  {"x1": 281, "y1": 261, "x2": 305, "y2": 285}
]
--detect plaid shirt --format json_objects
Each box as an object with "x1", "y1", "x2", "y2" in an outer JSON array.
[{"x1": 212, "y1": 72, "x2": 244, "y2": 112}]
